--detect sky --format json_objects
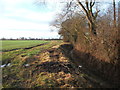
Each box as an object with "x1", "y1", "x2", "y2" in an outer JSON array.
[
  {"x1": 0, "y1": 0, "x2": 64, "y2": 39},
  {"x1": 0, "y1": 0, "x2": 119, "y2": 39}
]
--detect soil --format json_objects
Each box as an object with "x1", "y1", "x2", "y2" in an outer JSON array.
[
  {"x1": 2, "y1": 43, "x2": 114, "y2": 88},
  {"x1": 34, "y1": 43, "x2": 113, "y2": 88}
]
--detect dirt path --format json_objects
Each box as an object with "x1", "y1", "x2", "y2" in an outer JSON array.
[
  {"x1": 35, "y1": 43, "x2": 112, "y2": 88},
  {"x1": 2, "y1": 43, "x2": 112, "y2": 88}
]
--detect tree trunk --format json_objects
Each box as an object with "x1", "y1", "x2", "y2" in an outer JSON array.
[
  {"x1": 77, "y1": 0, "x2": 98, "y2": 35},
  {"x1": 113, "y1": 0, "x2": 116, "y2": 27},
  {"x1": 118, "y1": 1, "x2": 120, "y2": 63},
  {"x1": 89, "y1": 21, "x2": 96, "y2": 35}
]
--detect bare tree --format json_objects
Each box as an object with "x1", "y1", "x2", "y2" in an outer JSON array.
[
  {"x1": 76, "y1": 0, "x2": 100, "y2": 35},
  {"x1": 118, "y1": 1, "x2": 120, "y2": 62},
  {"x1": 113, "y1": 0, "x2": 116, "y2": 27}
]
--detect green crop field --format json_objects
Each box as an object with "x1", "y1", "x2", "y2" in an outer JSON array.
[{"x1": 1, "y1": 40, "x2": 50, "y2": 51}]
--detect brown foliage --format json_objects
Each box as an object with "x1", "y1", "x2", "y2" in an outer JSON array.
[
  {"x1": 49, "y1": 0, "x2": 120, "y2": 87},
  {"x1": 59, "y1": 5, "x2": 118, "y2": 63},
  {"x1": 56, "y1": 2, "x2": 119, "y2": 87}
]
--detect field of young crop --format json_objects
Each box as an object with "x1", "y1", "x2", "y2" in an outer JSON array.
[{"x1": 1, "y1": 40, "x2": 50, "y2": 51}]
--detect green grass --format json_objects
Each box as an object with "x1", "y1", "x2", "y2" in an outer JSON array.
[
  {"x1": 2, "y1": 40, "x2": 63, "y2": 88},
  {"x1": 2, "y1": 41, "x2": 62, "y2": 64},
  {"x1": 1, "y1": 40, "x2": 49, "y2": 51}
]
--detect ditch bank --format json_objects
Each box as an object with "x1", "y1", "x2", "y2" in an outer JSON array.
[{"x1": 59, "y1": 43, "x2": 120, "y2": 88}]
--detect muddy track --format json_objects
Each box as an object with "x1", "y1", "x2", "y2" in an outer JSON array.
[
  {"x1": 2, "y1": 43, "x2": 48, "y2": 52},
  {"x1": 2, "y1": 43, "x2": 114, "y2": 88},
  {"x1": 36, "y1": 44, "x2": 111, "y2": 88}
]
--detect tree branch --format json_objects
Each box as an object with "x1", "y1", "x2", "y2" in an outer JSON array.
[
  {"x1": 77, "y1": 0, "x2": 88, "y2": 15},
  {"x1": 86, "y1": 0, "x2": 89, "y2": 11},
  {"x1": 91, "y1": 0, "x2": 95, "y2": 7},
  {"x1": 94, "y1": 10, "x2": 100, "y2": 19}
]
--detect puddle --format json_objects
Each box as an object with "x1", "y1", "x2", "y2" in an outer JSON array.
[
  {"x1": 0, "y1": 63, "x2": 11, "y2": 68},
  {"x1": 0, "y1": 64, "x2": 6, "y2": 68},
  {"x1": 7, "y1": 63, "x2": 11, "y2": 66},
  {"x1": 78, "y1": 65, "x2": 82, "y2": 68},
  {"x1": 0, "y1": 63, "x2": 30, "y2": 68},
  {"x1": 25, "y1": 64, "x2": 30, "y2": 67}
]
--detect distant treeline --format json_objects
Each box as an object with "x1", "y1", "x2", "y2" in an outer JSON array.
[{"x1": 0, "y1": 37, "x2": 62, "y2": 40}]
